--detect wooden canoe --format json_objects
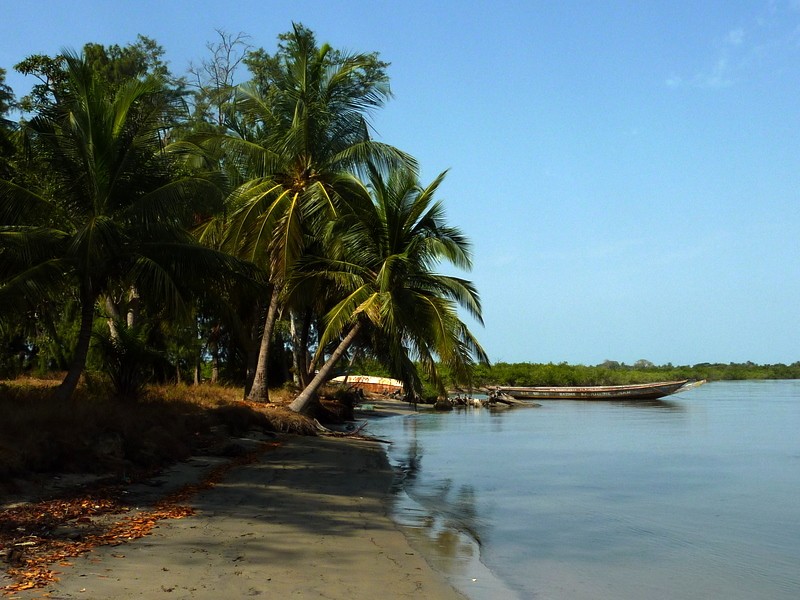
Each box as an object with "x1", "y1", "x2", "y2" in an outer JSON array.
[{"x1": 493, "y1": 380, "x2": 695, "y2": 401}]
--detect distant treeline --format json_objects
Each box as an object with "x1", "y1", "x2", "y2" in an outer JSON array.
[
  {"x1": 348, "y1": 357, "x2": 800, "y2": 394},
  {"x1": 463, "y1": 361, "x2": 800, "y2": 388}
]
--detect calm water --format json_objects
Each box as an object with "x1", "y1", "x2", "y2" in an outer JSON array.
[{"x1": 366, "y1": 381, "x2": 800, "y2": 600}]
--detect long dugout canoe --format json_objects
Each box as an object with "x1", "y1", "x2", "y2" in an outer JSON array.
[{"x1": 494, "y1": 380, "x2": 697, "y2": 401}]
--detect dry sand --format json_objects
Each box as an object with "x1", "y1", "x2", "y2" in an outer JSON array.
[{"x1": 3, "y1": 420, "x2": 465, "y2": 599}]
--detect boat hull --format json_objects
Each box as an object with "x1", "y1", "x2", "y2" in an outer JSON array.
[
  {"x1": 330, "y1": 375, "x2": 403, "y2": 395},
  {"x1": 495, "y1": 380, "x2": 692, "y2": 401}
]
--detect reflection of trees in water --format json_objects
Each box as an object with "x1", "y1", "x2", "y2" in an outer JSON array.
[
  {"x1": 396, "y1": 417, "x2": 486, "y2": 557},
  {"x1": 408, "y1": 480, "x2": 484, "y2": 559},
  {"x1": 415, "y1": 512, "x2": 475, "y2": 561},
  {"x1": 396, "y1": 417, "x2": 423, "y2": 484},
  {"x1": 611, "y1": 399, "x2": 684, "y2": 411}
]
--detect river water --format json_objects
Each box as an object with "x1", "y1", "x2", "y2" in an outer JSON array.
[{"x1": 366, "y1": 380, "x2": 800, "y2": 600}]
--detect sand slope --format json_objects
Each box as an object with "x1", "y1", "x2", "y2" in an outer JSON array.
[{"x1": 6, "y1": 435, "x2": 462, "y2": 599}]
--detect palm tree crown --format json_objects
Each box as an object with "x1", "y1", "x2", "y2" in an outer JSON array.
[
  {"x1": 0, "y1": 50, "x2": 232, "y2": 400},
  {"x1": 288, "y1": 166, "x2": 487, "y2": 413},
  {"x1": 198, "y1": 24, "x2": 415, "y2": 402}
]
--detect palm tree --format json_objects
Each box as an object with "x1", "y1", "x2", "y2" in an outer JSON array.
[
  {"x1": 0, "y1": 51, "x2": 240, "y2": 401},
  {"x1": 288, "y1": 166, "x2": 488, "y2": 414},
  {"x1": 201, "y1": 24, "x2": 415, "y2": 402}
]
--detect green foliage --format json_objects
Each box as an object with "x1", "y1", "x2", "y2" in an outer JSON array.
[
  {"x1": 349, "y1": 355, "x2": 392, "y2": 378},
  {"x1": 0, "y1": 67, "x2": 16, "y2": 181},
  {"x1": 1, "y1": 49, "x2": 245, "y2": 400},
  {"x1": 0, "y1": 290, "x2": 80, "y2": 378},
  {"x1": 0, "y1": 67, "x2": 13, "y2": 116},
  {"x1": 188, "y1": 22, "x2": 417, "y2": 404},
  {"x1": 1, "y1": 26, "x2": 483, "y2": 406},
  {"x1": 243, "y1": 23, "x2": 390, "y2": 103},
  {"x1": 218, "y1": 22, "x2": 410, "y2": 280},
  {"x1": 82, "y1": 35, "x2": 172, "y2": 88},
  {"x1": 93, "y1": 325, "x2": 162, "y2": 400},
  {"x1": 14, "y1": 35, "x2": 178, "y2": 113},
  {"x1": 474, "y1": 361, "x2": 800, "y2": 386},
  {"x1": 288, "y1": 164, "x2": 487, "y2": 412}
]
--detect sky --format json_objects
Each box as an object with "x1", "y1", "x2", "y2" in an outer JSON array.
[{"x1": 1, "y1": 0, "x2": 799, "y2": 366}]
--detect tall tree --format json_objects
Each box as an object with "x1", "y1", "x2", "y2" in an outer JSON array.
[
  {"x1": 0, "y1": 50, "x2": 237, "y2": 400},
  {"x1": 288, "y1": 167, "x2": 487, "y2": 414},
  {"x1": 187, "y1": 29, "x2": 251, "y2": 130},
  {"x1": 14, "y1": 35, "x2": 177, "y2": 114},
  {"x1": 0, "y1": 67, "x2": 16, "y2": 180},
  {"x1": 201, "y1": 23, "x2": 415, "y2": 402}
]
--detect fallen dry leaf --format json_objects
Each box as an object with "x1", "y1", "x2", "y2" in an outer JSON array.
[{"x1": 1, "y1": 441, "x2": 281, "y2": 594}]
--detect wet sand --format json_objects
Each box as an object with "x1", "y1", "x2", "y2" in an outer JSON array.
[{"x1": 3, "y1": 425, "x2": 464, "y2": 599}]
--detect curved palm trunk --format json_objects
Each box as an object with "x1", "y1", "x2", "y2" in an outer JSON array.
[
  {"x1": 55, "y1": 287, "x2": 95, "y2": 402},
  {"x1": 246, "y1": 285, "x2": 280, "y2": 403},
  {"x1": 289, "y1": 322, "x2": 361, "y2": 415}
]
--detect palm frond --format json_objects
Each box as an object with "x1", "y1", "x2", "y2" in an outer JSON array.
[
  {"x1": 332, "y1": 140, "x2": 418, "y2": 176},
  {"x1": 0, "y1": 227, "x2": 69, "y2": 277},
  {"x1": 316, "y1": 284, "x2": 373, "y2": 351},
  {"x1": 0, "y1": 258, "x2": 74, "y2": 314},
  {"x1": 0, "y1": 180, "x2": 58, "y2": 226}
]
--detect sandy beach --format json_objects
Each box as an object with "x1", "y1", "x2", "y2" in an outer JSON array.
[{"x1": 2, "y1": 412, "x2": 465, "y2": 599}]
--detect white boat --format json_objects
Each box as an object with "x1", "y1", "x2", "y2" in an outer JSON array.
[{"x1": 330, "y1": 375, "x2": 403, "y2": 394}]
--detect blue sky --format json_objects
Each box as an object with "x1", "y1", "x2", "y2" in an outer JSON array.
[{"x1": 2, "y1": 1, "x2": 799, "y2": 366}]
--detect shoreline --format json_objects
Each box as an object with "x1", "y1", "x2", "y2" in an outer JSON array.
[
  {"x1": 3, "y1": 423, "x2": 465, "y2": 599},
  {"x1": 366, "y1": 402, "x2": 522, "y2": 600}
]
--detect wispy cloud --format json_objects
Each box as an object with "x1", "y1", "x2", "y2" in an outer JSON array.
[
  {"x1": 665, "y1": 74, "x2": 683, "y2": 88},
  {"x1": 666, "y1": 5, "x2": 800, "y2": 89},
  {"x1": 667, "y1": 30, "x2": 740, "y2": 89},
  {"x1": 699, "y1": 57, "x2": 735, "y2": 88},
  {"x1": 727, "y1": 27, "x2": 745, "y2": 45}
]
